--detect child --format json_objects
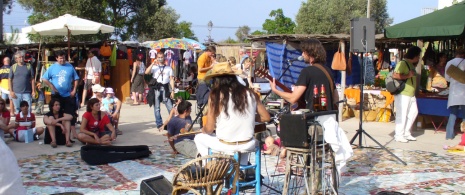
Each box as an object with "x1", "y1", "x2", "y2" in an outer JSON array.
[
  {"x1": 8, "y1": 101, "x2": 44, "y2": 142},
  {"x1": 102, "y1": 88, "x2": 122, "y2": 135},
  {"x1": 262, "y1": 136, "x2": 279, "y2": 156},
  {"x1": 444, "y1": 122, "x2": 465, "y2": 150}
]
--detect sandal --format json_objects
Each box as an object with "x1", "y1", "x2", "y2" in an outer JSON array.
[
  {"x1": 116, "y1": 129, "x2": 123, "y2": 135},
  {"x1": 50, "y1": 142, "x2": 57, "y2": 148},
  {"x1": 66, "y1": 141, "x2": 73, "y2": 147}
]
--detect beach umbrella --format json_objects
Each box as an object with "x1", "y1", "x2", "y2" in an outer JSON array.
[{"x1": 182, "y1": 38, "x2": 206, "y2": 50}]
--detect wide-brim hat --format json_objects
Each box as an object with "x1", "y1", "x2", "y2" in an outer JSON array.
[{"x1": 204, "y1": 62, "x2": 241, "y2": 80}]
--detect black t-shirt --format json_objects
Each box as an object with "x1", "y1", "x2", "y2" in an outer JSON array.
[
  {"x1": 295, "y1": 64, "x2": 335, "y2": 111},
  {"x1": 44, "y1": 111, "x2": 66, "y2": 145}
]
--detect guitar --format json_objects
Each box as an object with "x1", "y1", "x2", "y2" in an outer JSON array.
[{"x1": 254, "y1": 67, "x2": 307, "y2": 110}]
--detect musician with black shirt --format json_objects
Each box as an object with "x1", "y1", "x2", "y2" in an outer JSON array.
[{"x1": 270, "y1": 39, "x2": 336, "y2": 111}]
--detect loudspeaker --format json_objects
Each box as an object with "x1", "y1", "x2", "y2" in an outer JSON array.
[
  {"x1": 280, "y1": 114, "x2": 311, "y2": 148},
  {"x1": 350, "y1": 18, "x2": 376, "y2": 53},
  {"x1": 140, "y1": 175, "x2": 173, "y2": 195}
]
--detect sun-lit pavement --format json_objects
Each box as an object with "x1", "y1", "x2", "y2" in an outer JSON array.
[{"x1": 7, "y1": 100, "x2": 465, "y2": 194}]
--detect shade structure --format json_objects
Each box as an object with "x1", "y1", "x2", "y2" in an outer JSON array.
[
  {"x1": 22, "y1": 14, "x2": 114, "y2": 36},
  {"x1": 385, "y1": 2, "x2": 465, "y2": 39},
  {"x1": 182, "y1": 38, "x2": 206, "y2": 50}
]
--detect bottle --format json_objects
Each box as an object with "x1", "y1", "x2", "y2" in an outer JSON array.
[
  {"x1": 312, "y1": 85, "x2": 320, "y2": 111},
  {"x1": 320, "y1": 84, "x2": 327, "y2": 111}
]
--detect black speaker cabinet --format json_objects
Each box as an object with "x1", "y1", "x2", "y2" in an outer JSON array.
[
  {"x1": 140, "y1": 175, "x2": 173, "y2": 195},
  {"x1": 280, "y1": 114, "x2": 311, "y2": 148},
  {"x1": 350, "y1": 17, "x2": 376, "y2": 53}
]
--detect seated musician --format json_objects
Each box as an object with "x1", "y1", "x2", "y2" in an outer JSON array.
[
  {"x1": 167, "y1": 99, "x2": 198, "y2": 158},
  {"x1": 194, "y1": 62, "x2": 270, "y2": 165},
  {"x1": 270, "y1": 39, "x2": 336, "y2": 111}
]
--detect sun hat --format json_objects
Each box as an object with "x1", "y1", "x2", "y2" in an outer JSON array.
[
  {"x1": 92, "y1": 84, "x2": 105, "y2": 93},
  {"x1": 204, "y1": 62, "x2": 241, "y2": 80},
  {"x1": 105, "y1": 88, "x2": 115, "y2": 94}
]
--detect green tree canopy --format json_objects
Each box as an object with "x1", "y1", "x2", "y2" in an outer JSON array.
[
  {"x1": 262, "y1": 9, "x2": 296, "y2": 34},
  {"x1": 295, "y1": 0, "x2": 391, "y2": 34},
  {"x1": 177, "y1": 21, "x2": 197, "y2": 41},
  {"x1": 235, "y1": 25, "x2": 250, "y2": 42},
  {"x1": 17, "y1": 0, "x2": 195, "y2": 42}
]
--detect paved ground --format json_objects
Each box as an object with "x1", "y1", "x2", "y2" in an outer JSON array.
[{"x1": 6, "y1": 100, "x2": 465, "y2": 194}]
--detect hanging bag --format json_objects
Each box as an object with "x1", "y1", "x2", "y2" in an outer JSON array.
[
  {"x1": 331, "y1": 42, "x2": 347, "y2": 71},
  {"x1": 445, "y1": 59, "x2": 465, "y2": 84}
]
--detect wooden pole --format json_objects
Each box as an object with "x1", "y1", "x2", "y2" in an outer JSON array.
[
  {"x1": 339, "y1": 40, "x2": 345, "y2": 122},
  {"x1": 67, "y1": 28, "x2": 71, "y2": 61}
]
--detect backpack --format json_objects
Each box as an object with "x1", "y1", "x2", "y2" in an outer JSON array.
[
  {"x1": 12, "y1": 63, "x2": 32, "y2": 74},
  {"x1": 385, "y1": 60, "x2": 412, "y2": 95}
]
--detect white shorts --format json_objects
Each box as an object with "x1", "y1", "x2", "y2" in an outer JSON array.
[{"x1": 13, "y1": 128, "x2": 37, "y2": 142}]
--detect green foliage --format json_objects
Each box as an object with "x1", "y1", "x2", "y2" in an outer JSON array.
[
  {"x1": 262, "y1": 9, "x2": 295, "y2": 34},
  {"x1": 220, "y1": 37, "x2": 238, "y2": 44},
  {"x1": 17, "y1": 0, "x2": 195, "y2": 42},
  {"x1": 295, "y1": 0, "x2": 392, "y2": 34},
  {"x1": 251, "y1": 30, "x2": 265, "y2": 35},
  {"x1": 3, "y1": 26, "x2": 19, "y2": 45},
  {"x1": 235, "y1": 25, "x2": 250, "y2": 42},
  {"x1": 177, "y1": 21, "x2": 198, "y2": 40}
]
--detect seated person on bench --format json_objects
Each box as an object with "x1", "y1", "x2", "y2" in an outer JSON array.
[
  {"x1": 77, "y1": 98, "x2": 116, "y2": 145},
  {"x1": 193, "y1": 62, "x2": 270, "y2": 165},
  {"x1": 8, "y1": 101, "x2": 44, "y2": 142},
  {"x1": 43, "y1": 98, "x2": 73, "y2": 148},
  {"x1": 167, "y1": 99, "x2": 198, "y2": 158}
]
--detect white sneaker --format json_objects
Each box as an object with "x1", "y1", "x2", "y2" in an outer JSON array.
[
  {"x1": 395, "y1": 137, "x2": 409, "y2": 143},
  {"x1": 405, "y1": 136, "x2": 417, "y2": 141}
]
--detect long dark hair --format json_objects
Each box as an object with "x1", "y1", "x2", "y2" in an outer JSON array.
[
  {"x1": 49, "y1": 98, "x2": 61, "y2": 113},
  {"x1": 209, "y1": 75, "x2": 257, "y2": 118},
  {"x1": 300, "y1": 39, "x2": 326, "y2": 64},
  {"x1": 86, "y1": 98, "x2": 100, "y2": 112}
]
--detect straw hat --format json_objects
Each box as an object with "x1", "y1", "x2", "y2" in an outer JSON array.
[{"x1": 204, "y1": 62, "x2": 241, "y2": 80}]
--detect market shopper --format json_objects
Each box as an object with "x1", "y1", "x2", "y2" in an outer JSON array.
[
  {"x1": 130, "y1": 54, "x2": 145, "y2": 105},
  {"x1": 0, "y1": 57, "x2": 15, "y2": 115},
  {"x1": 445, "y1": 49, "x2": 465, "y2": 140},
  {"x1": 80, "y1": 50, "x2": 102, "y2": 107},
  {"x1": 9, "y1": 51, "x2": 35, "y2": 114},
  {"x1": 42, "y1": 50, "x2": 80, "y2": 139},
  {"x1": 392, "y1": 46, "x2": 421, "y2": 143},
  {"x1": 145, "y1": 52, "x2": 174, "y2": 130},
  {"x1": 196, "y1": 46, "x2": 216, "y2": 128}
]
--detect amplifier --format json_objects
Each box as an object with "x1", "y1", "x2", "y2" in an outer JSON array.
[
  {"x1": 140, "y1": 175, "x2": 172, "y2": 195},
  {"x1": 280, "y1": 114, "x2": 312, "y2": 148}
]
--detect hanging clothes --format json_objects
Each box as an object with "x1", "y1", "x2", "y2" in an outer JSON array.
[
  {"x1": 109, "y1": 44, "x2": 117, "y2": 66},
  {"x1": 128, "y1": 49, "x2": 133, "y2": 65}
]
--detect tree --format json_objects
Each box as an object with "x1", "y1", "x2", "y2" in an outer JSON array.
[
  {"x1": 262, "y1": 9, "x2": 296, "y2": 34},
  {"x1": 220, "y1": 37, "x2": 238, "y2": 44},
  {"x1": 177, "y1": 21, "x2": 197, "y2": 40},
  {"x1": 3, "y1": 26, "x2": 19, "y2": 45},
  {"x1": 251, "y1": 30, "x2": 265, "y2": 35},
  {"x1": 235, "y1": 25, "x2": 250, "y2": 42},
  {"x1": 295, "y1": 0, "x2": 391, "y2": 34},
  {"x1": 17, "y1": 0, "x2": 192, "y2": 41}
]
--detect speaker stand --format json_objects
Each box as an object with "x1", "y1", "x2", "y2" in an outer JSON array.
[{"x1": 349, "y1": 52, "x2": 406, "y2": 166}]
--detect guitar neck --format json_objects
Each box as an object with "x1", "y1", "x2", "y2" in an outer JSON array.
[{"x1": 264, "y1": 75, "x2": 292, "y2": 93}]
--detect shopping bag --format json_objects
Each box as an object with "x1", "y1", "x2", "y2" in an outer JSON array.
[{"x1": 331, "y1": 42, "x2": 347, "y2": 71}]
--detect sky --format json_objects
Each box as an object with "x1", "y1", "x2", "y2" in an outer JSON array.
[{"x1": 3, "y1": 0, "x2": 440, "y2": 41}]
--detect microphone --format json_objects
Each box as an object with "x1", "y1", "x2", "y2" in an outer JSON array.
[{"x1": 287, "y1": 56, "x2": 304, "y2": 63}]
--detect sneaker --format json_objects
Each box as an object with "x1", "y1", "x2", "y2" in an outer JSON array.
[
  {"x1": 405, "y1": 136, "x2": 417, "y2": 141},
  {"x1": 34, "y1": 134, "x2": 40, "y2": 140},
  {"x1": 395, "y1": 137, "x2": 409, "y2": 143}
]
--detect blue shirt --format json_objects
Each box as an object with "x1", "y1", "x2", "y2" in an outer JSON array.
[
  {"x1": 42, "y1": 62, "x2": 79, "y2": 97},
  {"x1": 167, "y1": 116, "x2": 193, "y2": 144}
]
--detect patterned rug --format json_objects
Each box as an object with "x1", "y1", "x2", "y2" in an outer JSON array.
[{"x1": 18, "y1": 145, "x2": 465, "y2": 195}]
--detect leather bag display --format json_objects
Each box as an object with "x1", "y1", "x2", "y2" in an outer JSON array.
[{"x1": 331, "y1": 42, "x2": 347, "y2": 71}]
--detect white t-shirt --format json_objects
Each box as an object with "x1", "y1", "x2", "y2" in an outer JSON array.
[
  {"x1": 216, "y1": 91, "x2": 256, "y2": 142},
  {"x1": 149, "y1": 49, "x2": 157, "y2": 59},
  {"x1": 151, "y1": 65, "x2": 173, "y2": 84},
  {"x1": 445, "y1": 57, "x2": 465, "y2": 108},
  {"x1": 85, "y1": 56, "x2": 102, "y2": 79},
  {"x1": 164, "y1": 50, "x2": 175, "y2": 60}
]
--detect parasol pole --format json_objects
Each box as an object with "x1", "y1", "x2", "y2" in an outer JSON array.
[
  {"x1": 35, "y1": 36, "x2": 42, "y2": 82},
  {"x1": 67, "y1": 27, "x2": 71, "y2": 61}
]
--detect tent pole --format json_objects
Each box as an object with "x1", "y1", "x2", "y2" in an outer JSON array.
[{"x1": 67, "y1": 28, "x2": 71, "y2": 61}]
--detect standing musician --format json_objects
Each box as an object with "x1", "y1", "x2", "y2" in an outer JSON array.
[{"x1": 269, "y1": 39, "x2": 336, "y2": 111}]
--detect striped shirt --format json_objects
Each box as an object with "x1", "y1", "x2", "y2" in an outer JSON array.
[{"x1": 15, "y1": 112, "x2": 36, "y2": 131}]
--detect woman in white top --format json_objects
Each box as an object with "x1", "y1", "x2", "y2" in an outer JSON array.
[{"x1": 194, "y1": 62, "x2": 270, "y2": 165}]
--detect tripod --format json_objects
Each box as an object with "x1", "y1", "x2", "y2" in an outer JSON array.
[{"x1": 349, "y1": 52, "x2": 406, "y2": 165}]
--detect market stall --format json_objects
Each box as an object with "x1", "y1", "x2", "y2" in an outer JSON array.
[{"x1": 385, "y1": 2, "x2": 465, "y2": 128}]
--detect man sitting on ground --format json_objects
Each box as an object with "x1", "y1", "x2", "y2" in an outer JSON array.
[{"x1": 167, "y1": 100, "x2": 198, "y2": 158}]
